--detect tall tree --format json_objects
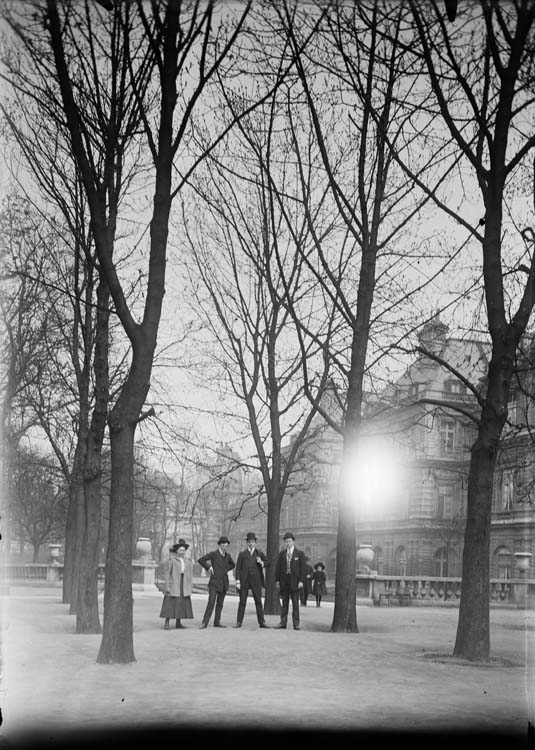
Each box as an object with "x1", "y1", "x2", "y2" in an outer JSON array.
[
  {"x1": 10, "y1": 447, "x2": 67, "y2": 561},
  {"x1": 402, "y1": 0, "x2": 535, "y2": 661},
  {"x1": 277, "y1": 0, "x2": 452, "y2": 631},
  {"x1": 42, "y1": 0, "x2": 253, "y2": 662},
  {"x1": 1, "y1": 5, "x2": 120, "y2": 627},
  {"x1": 185, "y1": 96, "x2": 334, "y2": 612}
]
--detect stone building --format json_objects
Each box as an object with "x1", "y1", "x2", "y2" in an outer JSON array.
[{"x1": 280, "y1": 318, "x2": 535, "y2": 580}]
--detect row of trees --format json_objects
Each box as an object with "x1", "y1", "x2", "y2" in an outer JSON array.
[
  {"x1": 1, "y1": 0, "x2": 534, "y2": 663},
  {"x1": 6, "y1": 439, "x2": 245, "y2": 572}
]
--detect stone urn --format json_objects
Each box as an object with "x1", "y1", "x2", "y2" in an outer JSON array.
[
  {"x1": 136, "y1": 537, "x2": 152, "y2": 561},
  {"x1": 48, "y1": 543, "x2": 61, "y2": 564},
  {"x1": 513, "y1": 551, "x2": 532, "y2": 574},
  {"x1": 357, "y1": 544, "x2": 375, "y2": 571}
]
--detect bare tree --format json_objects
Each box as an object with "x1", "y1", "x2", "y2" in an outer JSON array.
[
  {"x1": 184, "y1": 89, "x2": 336, "y2": 612},
  {"x1": 41, "y1": 0, "x2": 254, "y2": 663},
  {"x1": 398, "y1": 0, "x2": 535, "y2": 661},
  {"x1": 272, "y1": 0, "x2": 456, "y2": 631},
  {"x1": 9, "y1": 447, "x2": 67, "y2": 562}
]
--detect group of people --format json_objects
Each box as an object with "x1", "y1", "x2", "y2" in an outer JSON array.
[{"x1": 159, "y1": 531, "x2": 328, "y2": 631}]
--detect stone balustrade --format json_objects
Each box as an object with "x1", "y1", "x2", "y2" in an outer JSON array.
[
  {"x1": 3, "y1": 565, "x2": 533, "y2": 607},
  {"x1": 2, "y1": 561, "x2": 152, "y2": 590},
  {"x1": 362, "y1": 573, "x2": 534, "y2": 608}
]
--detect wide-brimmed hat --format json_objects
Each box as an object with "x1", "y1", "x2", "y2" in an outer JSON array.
[
  {"x1": 314, "y1": 561, "x2": 325, "y2": 570},
  {"x1": 217, "y1": 536, "x2": 230, "y2": 545},
  {"x1": 245, "y1": 532, "x2": 257, "y2": 541},
  {"x1": 169, "y1": 543, "x2": 180, "y2": 553},
  {"x1": 176, "y1": 538, "x2": 189, "y2": 550},
  {"x1": 283, "y1": 532, "x2": 295, "y2": 541}
]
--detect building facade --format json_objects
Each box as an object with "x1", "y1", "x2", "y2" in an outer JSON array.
[{"x1": 280, "y1": 318, "x2": 535, "y2": 581}]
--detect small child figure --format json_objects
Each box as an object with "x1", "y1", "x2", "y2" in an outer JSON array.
[{"x1": 312, "y1": 561, "x2": 327, "y2": 607}]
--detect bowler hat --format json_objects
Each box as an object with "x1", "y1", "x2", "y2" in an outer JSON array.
[
  {"x1": 283, "y1": 532, "x2": 295, "y2": 540},
  {"x1": 314, "y1": 561, "x2": 325, "y2": 570},
  {"x1": 176, "y1": 538, "x2": 189, "y2": 550},
  {"x1": 217, "y1": 535, "x2": 230, "y2": 545},
  {"x1": 245, "y1": 532, "x2": 257, "y2": 541}
]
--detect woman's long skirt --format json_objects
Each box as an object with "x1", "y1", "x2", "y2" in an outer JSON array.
[{"x1": 159, "y1": 574, "x2": 194, "y2": 619}]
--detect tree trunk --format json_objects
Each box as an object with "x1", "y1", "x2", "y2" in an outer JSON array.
[
  {"x1": 263, "y1": 496, "x2": 282, "y2": 615},
  {"x1": 62, "y1": 441, "x2": 86, "y2": 605},
  {"x1": 76, "y1": 470, "x2": 102, "y2": 633},
  {"x1": 32, "y1": 544, "x2": 39, "y2": 563},
  {"x1": 68, "y1": 482, "x2": 85, "y2": 615},
  {"x1": 62, "y1": 480, "x2": 77, "y2": 604},
  {"x1": 453, "y1": 351, "x2": 511, "y2": 660},
  {"x1": 96, "y1": 414, "x2": 136, "y2": 663},
  {"x1": 331, "y1": 481, "x2": 358, "y2": 632},
  {"x1": 76, "y1": 278, "x2": 109, "y2": 633}
]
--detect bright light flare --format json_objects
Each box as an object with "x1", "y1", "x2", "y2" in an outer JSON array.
[{"x1": 340, "y1": 436, "x2": 406, "y2": 517}]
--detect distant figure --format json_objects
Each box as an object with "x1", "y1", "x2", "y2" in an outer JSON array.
[
  {"x1": 197, "y1": 536, "x2": 235, "y2": 628},
  {"x1": 159, "y1": 539, "x2": 194, "y2": 630},
  {"x1": 275, "y1": 532, "x2": 307, "y2": 630},
  {"x1": 233, "y1": 532, "x2": 270, "y2": 629},
  {"x1": 301, "y1": 557, "x2": 314, "y2": 606},
  {"x1": 312, "y1": 562, "x2": 327, "y2": 607}
]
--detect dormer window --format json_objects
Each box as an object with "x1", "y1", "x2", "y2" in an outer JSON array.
[
  {"x1": 444, "y1": 379, "x2": 467, "y2": 396},
  {"x1": 408, "y1": 384, "x2": 420, "y2": 399}
]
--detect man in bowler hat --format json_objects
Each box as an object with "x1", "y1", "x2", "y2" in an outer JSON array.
[
  {"x1": 275, "y1": 532, "x2": 307, "y2": 630},
  {"x1": 233, "y1": 532, "x2": 270, "y2": 629},
  {"x1": 198, "y1": 536, "x2": 235, "y2": 628}
]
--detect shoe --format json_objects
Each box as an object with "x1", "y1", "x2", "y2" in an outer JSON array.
[
  {"x1": 199, "y1": 624, "x2": 208, "y2": 629},
  {"x1": 214, "y1": 624, "x2": 226, "y2": 628},
  {"x1": 164, "y1": 623, "x2": 170, "y2": 630},
  {"x1": 294, "y1": 626, "x2": 301, "y2": 630},
  {"x1": 176, "y1": 624, "x2": 186, "y2": 629},
  {"x1": 259, "y1": 623, "x2": 270, "y2": 628},
  {"x1": 233, "y1": 623, "x2": 242, "y2": 628},
  {"x1": 275, "y1": 624, "x2": 286, "y2": 629}
]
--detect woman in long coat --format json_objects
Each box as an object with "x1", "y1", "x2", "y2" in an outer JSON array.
[
  {"x1": 159, "y1": 539, "x2": 194, "y2": 629},
  {"x1": 311, "y1": 561, "x2": 327, "y2": 607}
]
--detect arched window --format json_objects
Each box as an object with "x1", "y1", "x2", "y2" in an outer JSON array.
[
  {"x1": 394, "y1": 545, "x2": 407, "y2": 577},
  {"x1": 492, "y1": 546, "x2": 512, "y2": 579},
  {"x1": 327, "y1": 549, "x2": 337, "y2": 577}
]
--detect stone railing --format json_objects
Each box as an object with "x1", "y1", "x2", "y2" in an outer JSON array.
[
  {"x1": 2, "y1": 560, "x2": 154, "y2": 591},
  {"x1": 357, "y1": 573, "x2": 535, "y2": 608}
]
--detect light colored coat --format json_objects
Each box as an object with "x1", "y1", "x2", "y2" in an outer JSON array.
[{"x1": 163, "y1": 556, "x2": 193, "y2": 597}]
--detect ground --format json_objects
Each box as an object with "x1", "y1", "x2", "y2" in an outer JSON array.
[{"x1": 0, "y1": 586, "x2": 533, "y2": 748}]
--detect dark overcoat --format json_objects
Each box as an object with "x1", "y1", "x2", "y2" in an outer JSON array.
[
  {"x1": 197, "y1": 549, "x2": 235, "y2": 593},
  {"x1": 312, "y1": 569, "x2": 327, "y2": 596}
]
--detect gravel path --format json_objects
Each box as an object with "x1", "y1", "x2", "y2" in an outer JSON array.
[{"x1": 0, "y1": 587, "x2": 533, "y2": 748}]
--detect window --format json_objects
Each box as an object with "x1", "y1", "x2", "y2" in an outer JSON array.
[
  {"x1": 445, "y1": 379, "x2": 467, "y2": 396},
  {"x1": 493, "y1": 547, "x2": 512, "y2": 579},
  {"x1": 394, "y1": 546, "x2": 407, "y2": 577},
  {"x1": 408, "y1": 383, "x2": 420, "y2": 399},
  {"x1": 437, "y1": 486, "x2": 454, "y2": 519},
  {"x1": 500, "y1": 470, "x2": 514, "y2": 511},
  {"x1": 374, "y1": 546, "x2": 384, "y2": 575},
  {"x1": 434, "y1": 547, "x2": 449, "y2": 577},
  {"x1": 439, "y1": 419, "x2": 456, "y2": 455},
  {"x1": 507, "y1": 390, "x2": 518, "y2": 423}
]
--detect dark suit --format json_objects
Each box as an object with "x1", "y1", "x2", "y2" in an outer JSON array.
[
  {"x1": 275, "y1": 546, "x2": 307, "y2": 628},
  {"x1": 234, "y1": 547, "x2": 270, "y2": 626},
  {"x1": 198, "y1": 548, "x2": 235, "y2": 626}
]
